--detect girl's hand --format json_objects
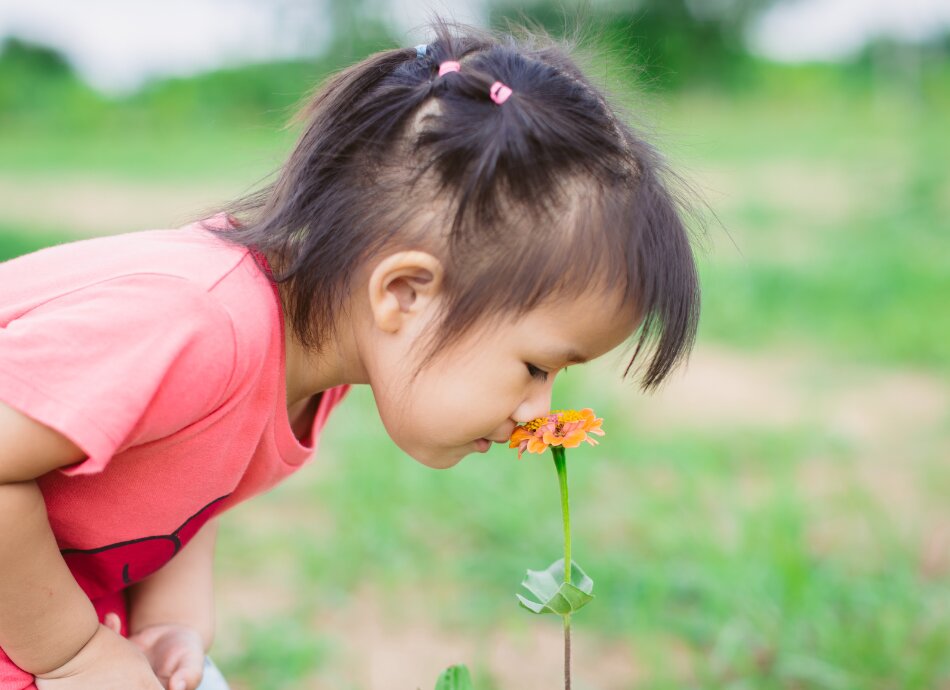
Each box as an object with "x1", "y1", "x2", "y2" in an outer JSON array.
[
  {"x1": 33, "y1": 616, "x2": 164, "y2": 689},
  {"x1": 121, "y1": 615, "x2": 207, "y2": 690}
]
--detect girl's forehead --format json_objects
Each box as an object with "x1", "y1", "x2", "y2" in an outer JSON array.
[
  {"x1": 500, "y1": 288, "x2": 640, "y2": 350},
  {"x1": 429, "y1": 280, "x2": 639, "y2": 354},
  {"x1": 532, "y1": 284, "x2": 637, "y2": 321}
]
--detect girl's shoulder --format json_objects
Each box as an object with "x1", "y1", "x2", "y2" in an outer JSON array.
[
  {"x1": 0, "y1": 215, "x2": 275, "y2": 325},
  {"x1": 2, "y1": 216, "x2": 247, "y2": 297},
  {"x1": 0, "y1": 217, "x2": 282, "y2": 477},
  {"x1": 0, "y1": 214, "x2": 281, "y2": 388}
]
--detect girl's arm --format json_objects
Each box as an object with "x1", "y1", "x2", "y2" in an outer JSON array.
[
  {"x1": 0, "y1": 401, "x2": 101, "y2": 673},
  {"x1": 0, "y1": 480, "x2": 102, "y2": 674},
  {"x1": 126, "y1": 516, "x2": 219, "y2": 652}
]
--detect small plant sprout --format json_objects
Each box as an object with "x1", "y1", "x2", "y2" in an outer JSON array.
[{"x1": 431, "y1": 664, "x2": 475, "y2": 690}]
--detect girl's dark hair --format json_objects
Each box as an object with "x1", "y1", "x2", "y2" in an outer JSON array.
[{"x1": 195, "y1": 13, "x2": 706, "y2": 391}]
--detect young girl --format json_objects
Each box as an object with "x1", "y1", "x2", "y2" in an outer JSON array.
[{"x1": 0, "y1": 16, "x2": 701, "y2": 690}]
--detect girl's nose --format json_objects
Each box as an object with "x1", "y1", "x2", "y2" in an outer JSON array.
[{"x1": 513, "y1": 383, "x2": 553, "y2": 424}]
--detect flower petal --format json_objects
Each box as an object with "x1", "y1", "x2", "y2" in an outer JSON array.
[
  {"x1": 527, "y1": 437, "x2": 548, "y2": 454},
  {"x1": 561, "y1": 429, "x2": 587, "y2": 448}
]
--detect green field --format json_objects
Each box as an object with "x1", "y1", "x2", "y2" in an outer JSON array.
[{"x1": 2, "y1": 60, "x2": 949, "y2": 689}]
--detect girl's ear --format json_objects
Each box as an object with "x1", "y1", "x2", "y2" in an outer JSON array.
[{"x1": 367, "y1": 251, "x2": 444, "y2": 333}]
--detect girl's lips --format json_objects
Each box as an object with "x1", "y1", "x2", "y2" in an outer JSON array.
[{"x1": 474, "y1": 438, "x2": 491, "y2": 452}]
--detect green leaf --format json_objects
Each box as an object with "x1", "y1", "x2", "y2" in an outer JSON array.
[
  {"x1": 434, "y1": 664, "x2": 475, "y2": 690},
  {"x1": 517, "y1": 558, "x2": 595, "y2": 615}
]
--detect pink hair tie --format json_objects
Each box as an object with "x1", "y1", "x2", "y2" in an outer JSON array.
[
  {"x1": 438, "y1": 60, "x2": 461, "y2": 76},
  {"x1": 490, "y1": 80, "x2": 512, "y2": 105}
]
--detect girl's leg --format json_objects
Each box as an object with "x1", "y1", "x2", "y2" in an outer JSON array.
[{"x1": 93, "y1": 589, "x2": 230, "y2": 690}]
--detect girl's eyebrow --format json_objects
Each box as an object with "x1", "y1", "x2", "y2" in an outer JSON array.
[{"x1": 554, "y1": 349, "x2": 588, "y2": 364}]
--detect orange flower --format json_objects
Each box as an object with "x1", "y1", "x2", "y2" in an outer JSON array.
[{"x1": 508, "y1": 408, "x2": 605, "y2": 459}]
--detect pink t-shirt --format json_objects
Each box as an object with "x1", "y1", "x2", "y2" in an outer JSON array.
[{"x1": 0, "y1": 213, "x2": 349, "y2": 687}]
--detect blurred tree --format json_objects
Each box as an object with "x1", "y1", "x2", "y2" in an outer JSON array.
[
  {"x1": 0, "y1": 36, "x2": 73, "y2": 78},
  {"x1": 851, "y1": 33, "x2": 950, "y2": 105},
  {"x1": 323, "y1": 0, "x2": 400, "y2": 66},
  {"x1": 488, "y1": 0, "x2": 783, "y2": 89},
  {"x1": 0, "y1": 36, "x2": 103, "y2": 126}
]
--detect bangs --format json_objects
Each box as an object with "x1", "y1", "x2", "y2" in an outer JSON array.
[{"x1": 403, "y1": 160, "x2": 701, "y2": 392}]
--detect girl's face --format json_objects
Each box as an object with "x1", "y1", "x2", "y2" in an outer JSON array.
[{"x1": 358, "y1": 251, "x2": 639, "y2": 469}]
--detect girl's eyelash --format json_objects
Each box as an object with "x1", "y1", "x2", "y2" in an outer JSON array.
[{"x1": 526, "y1": 363, "x2": 548, "y2": 382}]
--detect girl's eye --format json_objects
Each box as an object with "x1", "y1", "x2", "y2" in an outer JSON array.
[{"x1": 526, "y1": 363, "x2": 548, "y2": 382}]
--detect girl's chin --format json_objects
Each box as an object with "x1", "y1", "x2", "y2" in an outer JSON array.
[{"x1": 409, "y1": 446, "x2": 467, "y2": 470}]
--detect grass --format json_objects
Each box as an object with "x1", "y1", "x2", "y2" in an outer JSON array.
[
  {"x1": 0, "y1": 123, "x2": 296, "y2": 182},
  {"x1": 213, "y1": 379, "x2": 950, "y2": 689},
  {"x1": 2, "y1": 69, "x2": 949, "y2": 688},
  {"x1": 631, "y1": 83, "x2": 950, "y2": 374}
]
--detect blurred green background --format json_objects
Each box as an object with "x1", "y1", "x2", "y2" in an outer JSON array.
[{"x1": 2, "y1": 1, "x2": 949, "y2": 688}]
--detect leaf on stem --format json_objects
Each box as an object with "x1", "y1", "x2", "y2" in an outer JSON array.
[{"x1": 517, "y1": 558, "x2": 595, "y2": 615}]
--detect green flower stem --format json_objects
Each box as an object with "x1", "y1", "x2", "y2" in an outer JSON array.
[
  {"x1": 552, "y1": 445, "x2": 572, "y2": 690},
  {"x1": 552, "y1": 446, "x2": 571, "y2": 584}
]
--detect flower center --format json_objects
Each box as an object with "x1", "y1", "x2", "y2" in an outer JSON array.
[{"x1": 522, "y1": 409, "x2": 585, "y2": 433}]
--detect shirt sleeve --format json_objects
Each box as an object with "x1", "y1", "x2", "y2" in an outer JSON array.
[{"x1": 0, "y1": 273, "x2": 237, "y2": 477}]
